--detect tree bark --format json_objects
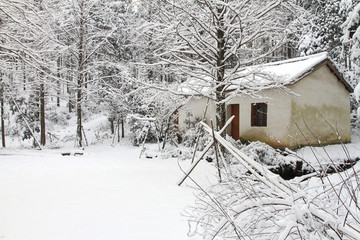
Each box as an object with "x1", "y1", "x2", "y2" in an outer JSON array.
[
  {"x1": 117, "y1": 119, "x2": 120, "y2": 142},
  {"x1": 110, "y1": 118, "x2": 114, "y2": 134},
  {"x1": 121, "y1": 118, "x2": 125, "y2": 138},
  {"x1": 76, "y1": 4, "x2": 85, "y2": 147},
  {"x1": 39, "y1": 70, "x2": 46, "y2": 146},
  {"x1": 57, "y1": 57, "x2": 61, "y2": 107},
  {"x1": 215, "y1": 5, "x2": 226, "y2": 134},
  {"x1": 22, "y1": 59, "x2": 26, "y2": 91},
  {"x1": 67, "y1": 70, "x2": 73, "y2": 113},
  {"x1": 76, "y1": 82, "x2": 83, "y2": 147},
  {"x1": 1, "y1": 83, "x2": 5, "y2": 148}
]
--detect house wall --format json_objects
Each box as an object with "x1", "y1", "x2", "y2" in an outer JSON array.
[
  {"x1": 178, "y1": 65, "x2": 351, "y2": 149},
  {"x1": 178, "y1": 90, "x2": 293, "y2": 148},
  {"x1": 226, "y1": 89, "x2": 292, "y2": 148},
  {"x1": 288, "y1": 65, "x2": 351, "y2": 147},
  {"x1": 178, "y1": 97, "x2": 216, "y2": 129}
]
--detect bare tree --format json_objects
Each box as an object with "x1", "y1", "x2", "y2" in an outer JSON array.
[
  {"x1": 0, "y1": 0, "x2": 57, "y2": 146},
  {"x1": 141, "y1": 0, "x2": 297, "y2": 131},
  {"x1": 52, "y1": 0, "x2": 116, "y2": 147}
]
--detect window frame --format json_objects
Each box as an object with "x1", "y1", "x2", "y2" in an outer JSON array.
[{"x1": 251, "y1": 102, "x2": 268, "y2": 127}]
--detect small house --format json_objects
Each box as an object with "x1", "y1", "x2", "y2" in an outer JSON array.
[{"x1": 177, "y1": 53, "x2": 353, "y2": 149}]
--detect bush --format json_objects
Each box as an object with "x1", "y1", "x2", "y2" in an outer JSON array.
[
  {"x1": 127, "y1": 115, "x2": 158, "y2": 146},
  {"x1": 182, "y1": 125, "x2": 211, "y2": 151},
  {"x1": 185, "y1": 137, "x2": 360, "y2": 240},
  {"x1": 47, "y1": 109, "x2": 70, "y2": 126},
  {"x1": 351, "y1": 93, "x2": 360, "y2": 131}
]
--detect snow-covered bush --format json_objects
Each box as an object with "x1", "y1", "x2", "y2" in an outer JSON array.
[
  {"x1": 47, "y1": 109, "x2": 71, "y2": 126},
  {"x1": 8, "y1": 96, "x2": 40, "y2": 143},
  {"x1": 127, "y1": 115, "x2": 158, "y2": 146},
  {"x1": 183, "y1": 122, "x2": 360, "y2": 239},
  {"x1": 342, "y1": 2, "x2": 360, "y2": 124},
  {"x1": 350, "y1": 92, "x2": 360, "y2": 131},
  {"x1": 182, "y1": 125, "x2": 211, "y2": 151},
  {"x1": 236, "y1": 141, "x2": 284, "y2": 166},
  {"x1": 185, "y1": 164, "x2": 360, "y2": 239},
  {"x1": 223, "y1": 140, "x2": 311, "y2": 179},
  {"x1": 185, "y1": 138, "x2": 360, "y2": 239},
  {"x1": 175, "y1": 123, "x2": 214, "y2": 161}
]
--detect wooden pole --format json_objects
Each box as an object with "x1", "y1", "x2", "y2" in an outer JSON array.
[
  {"x1": 177, "y1": 141, "x2": 214, "y2": 186},
  {"x1": 82, "y1": 126, "x2": 88, "y2": 147},
  {"x1": 111, "y1": 123, "x2": 117, "y2": 146},
  {"x1": 191, "y1": 99, "x2": 210, "y2": 163},
  {"x1": 139, "y1": 125, "x2": 150, "y2": 158},
  {"x1": 190, "y1": 129, "x2": 203, "y2": 164},
  {"x1": 211, "y1": 120, "x2": 222, "y2": 182},
  {"x1": 177, "y1": 116, "x2": 234, "y2": 186}
]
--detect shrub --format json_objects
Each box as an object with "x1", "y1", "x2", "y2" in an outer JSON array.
[{"x1": 127, "y1": 115, "x2": 158, "y2": 146}]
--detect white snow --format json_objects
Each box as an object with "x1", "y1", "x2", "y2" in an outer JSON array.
[
  {"x1": 342, "y1": 3, "x2": 360, "y2": 43},
  {"x1": 1, "y1": 111, "x2": 359, "y2": 240},
  {"x1": 0, "y1": 142, "x2": 217, "y2": 240},
  {"x1": 295, "y1": 141, "x2": 360, "y2": 169},
  {"x1": 231, "y1": 52, "x2": 329, "y2": 87},
  {"x1": 179, "y1": 52, "x2": 332, "y2": 95},
  {"x1": 354, "y1": 82, "x2": 360, "y2": 102}
]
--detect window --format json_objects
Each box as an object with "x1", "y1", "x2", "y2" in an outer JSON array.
[{"x1": 251, "y1": 103, "x2": 267, "y2": 127}]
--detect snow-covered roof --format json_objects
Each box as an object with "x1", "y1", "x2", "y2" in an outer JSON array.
[
  {"x1": 179, "y1": 52, "x2": 353, "y2": 95},
  {"x1": 232, "y1": 52, "x2": 329, "y2": 87}
]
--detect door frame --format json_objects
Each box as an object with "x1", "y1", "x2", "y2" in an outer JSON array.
[{"x1": 228, "y1": 104, "x2": 240, "y2": 140}]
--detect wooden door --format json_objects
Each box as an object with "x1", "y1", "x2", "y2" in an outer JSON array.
[{"x1": 231, "y1": 104, "x2": 239, "y2": 140}]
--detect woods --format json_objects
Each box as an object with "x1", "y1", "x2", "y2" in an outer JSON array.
[
  {"x1": 1, "y1": 1, "x2": 360, "y2": 240},
  {"x1": 0, "y1": 0, "x2": 359, "y2": 145}
]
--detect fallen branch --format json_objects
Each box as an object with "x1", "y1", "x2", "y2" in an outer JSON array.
[{"x1": 177, "y1": 116, "x2": 234, "y2": 186}]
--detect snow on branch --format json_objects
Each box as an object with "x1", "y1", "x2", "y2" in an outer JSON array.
[{"x1": 184, "y1": 121, "x2": 360, "y2": 239}]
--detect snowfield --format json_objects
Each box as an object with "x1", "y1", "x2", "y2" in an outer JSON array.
[
  {"x1": 1, "y1": 126, "x2": 359, "y2": 240},
  {"x1": 0, "y1": 142, "x2": 217, "y2": 240}
]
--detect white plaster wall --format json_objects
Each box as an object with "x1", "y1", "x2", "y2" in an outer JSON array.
[
  {"x1": 227, "y1": 89, "x2": 292, "y2": 148},
  {"x1": 178, "y1": 97, "x2": 216, "y2": 130},
  {"x1": 288, "y1": 65, "x2": 351, "y2": 147},
  {"x1": 178, "y1": 64, "x2": 351, "y2": 149}
]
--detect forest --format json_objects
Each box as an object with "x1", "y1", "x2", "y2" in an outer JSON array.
[
  {"x1": 2, "y1": 1, "x2": 360, "y2": 240},
  {"x1": 0, "y1": 0, "x2": 359, "y2": 148}
]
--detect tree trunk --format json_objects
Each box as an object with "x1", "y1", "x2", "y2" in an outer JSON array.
[
  {"x1": 39, "y1": 70, "x2": 46, "y2": 146},
  {"x1": 110, "y1": 118, "x2": 114, "y2": 134},
  {"x1": 68, "y1": 72, "x2": 73, "y2": 113},
  {"x1": 215, "y1": 5, "x2": 226, "y2": 134},
  {"x1": 117, "y1": 119, "x2": 120, "y2": 142},
  {"x1": 57, "y1": 57, "x2": 61, "y2": 107},
  {"x1": 76, "y1": 84, "x2": 82, "y2": 147},
  {"x1": 121, "y1": 117, "x2": 125, "y2": 138},
  {"x1": 76, "y1": 5, "x2": 85, "y2": 147},
  {"x1": 1, "y1": 84, "x2": 5, "y2": 148},
  {"x1": 22, "y1": 60, "x2": 26, "y2": 91}
]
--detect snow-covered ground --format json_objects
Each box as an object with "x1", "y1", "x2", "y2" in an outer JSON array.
[
  {"x1": 0, "y1": 141, "x2": 218, "y2": 240},
  {"x1": 1, "y1": 109, "x2": 359, "y2": 240}
]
